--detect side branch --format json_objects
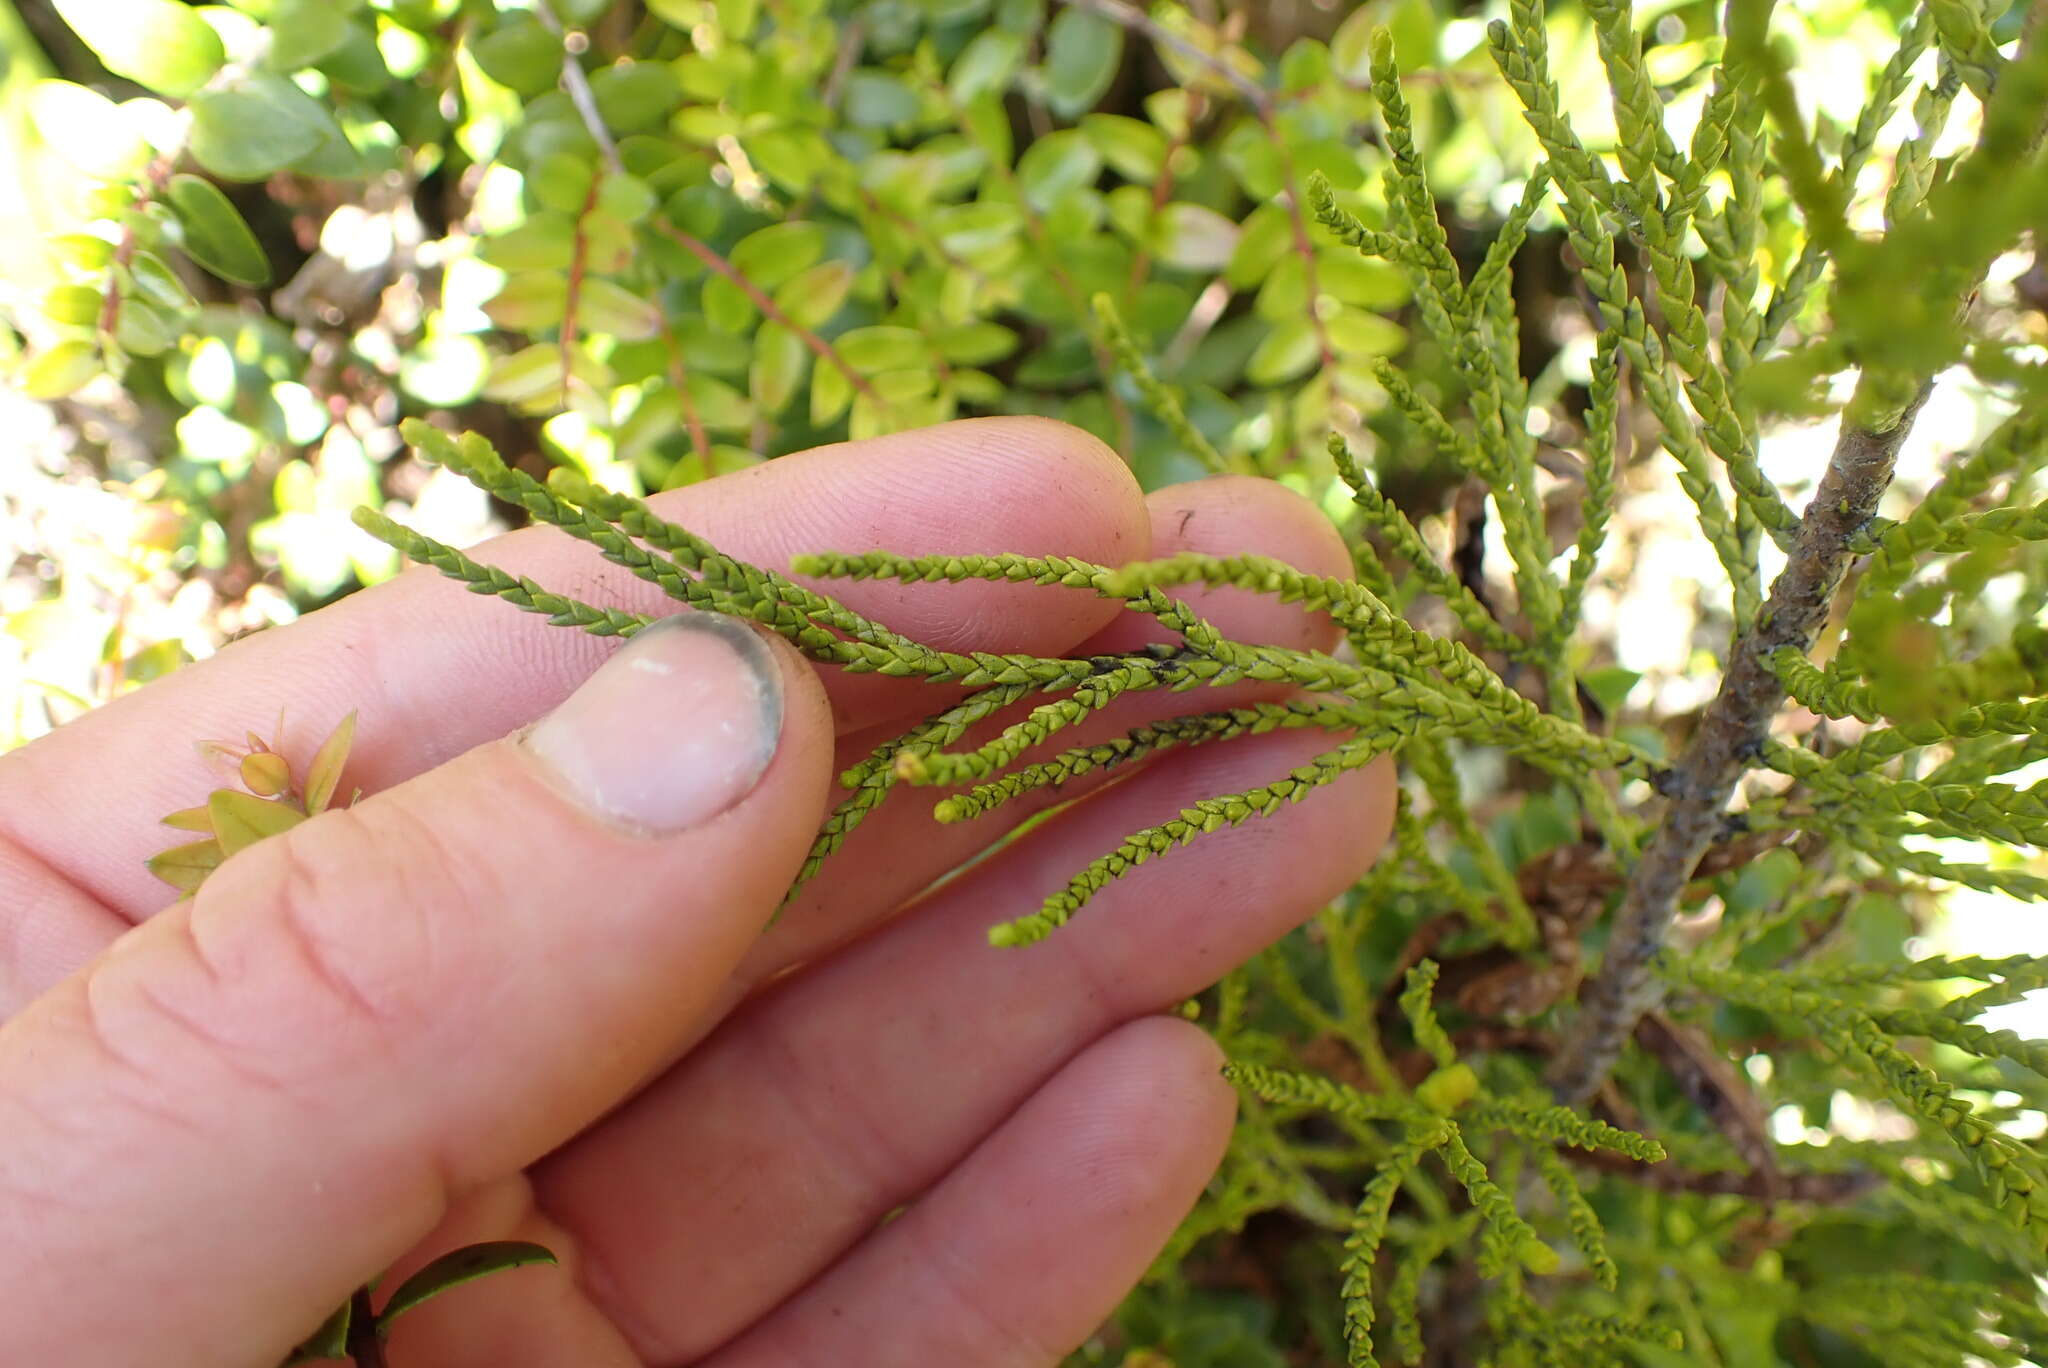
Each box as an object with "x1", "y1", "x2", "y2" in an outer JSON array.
[{"x1": 1547, "y1": 381, "x2": 1935, "y2": 1105}]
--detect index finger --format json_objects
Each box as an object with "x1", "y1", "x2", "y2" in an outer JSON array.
[{"x1": 0, "y1": 417, "x2": 1147, "y2": 920}]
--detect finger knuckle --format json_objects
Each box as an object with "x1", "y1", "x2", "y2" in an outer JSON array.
[{"x1": 190, "y1": 800, "x2": 475, "y2": 1060}]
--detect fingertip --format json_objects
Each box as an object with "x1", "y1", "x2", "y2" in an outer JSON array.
[
  {"x1": 1103, "y1": 476, "x2": 1351, "y2": 654},
  {"x1": 1120, "y1": 1014, "x2": 1238, "y2": 1138},
  {"x1": 1356, "y1": 752, "x2": 1400, "y2": 868},
  {"x1": 1149, "y1": 474, "x2": 1351, "y2": 580},
  {"x1": 699, "y1": 415, "x2": 1150, "y2": 571}
]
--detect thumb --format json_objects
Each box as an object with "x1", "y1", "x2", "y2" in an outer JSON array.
[{"x1": 0, "y1": 614, "x2": 833, "y2": 1368}]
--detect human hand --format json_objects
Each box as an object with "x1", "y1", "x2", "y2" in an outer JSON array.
[{"x1": 0, "y1": 418, "x2": 1395, "y2": 1367}]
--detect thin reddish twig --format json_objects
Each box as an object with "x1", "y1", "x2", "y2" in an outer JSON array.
[{"x1": 647, "y1": 219, "x2": 881, "y2": 403}]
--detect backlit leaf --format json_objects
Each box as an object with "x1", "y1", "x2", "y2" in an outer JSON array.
[
  {"x1": 27, "y1": 81, "x2": 152, "y2": 180},
  {"x1": 42, "y1": 285, "x2": 103, "y2": 328},
  {"x1": 52, "y1": 0, "x2": 225, "y2": 97},
  {"x1": 578, "y1": 278, "x2": 661, "y2": 341},
  {"x1": 1152, "y1": 202, "x2": 1241, "y2": 272},
  {"x1": 20, "y1": 342, "x2": 101, "y2": 400},
  {"x1": 484, "y1": 272, "x2": 571, "y2": 332}
]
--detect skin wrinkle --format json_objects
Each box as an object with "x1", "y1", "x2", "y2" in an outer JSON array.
[
  {"x1": 538, "y1": 1194, "x2": 670, "y2": 1367},
  {"x1": 0, "y1": 824, "x2": 125, "y2": 1015},
  {"x1": 217, "y1": 798, "x2": 484, "y2": 1052},
  {"x1": 649, "y1": 1019, "x2": 927, "y2": 1361},
  {"x1": 126, "y1": 914, "x2": 298, "y2": 1105},
  {"x1": 76, "y1": 965, "x2": 211, "y2": 1145},
  {"x1": 896, "y1": 1211, "x2": 1057, "y2": 1367},
  {"x1": 708, "y1": 1022, "x2": 1230, "y2": 1368}
]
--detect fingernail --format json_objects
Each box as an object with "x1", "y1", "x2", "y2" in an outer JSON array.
[{"x1": 524, "y1": 614, "x2": 784, "y2": 835}]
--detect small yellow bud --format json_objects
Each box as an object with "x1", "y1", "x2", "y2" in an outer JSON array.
[
  {"x1": 1416, "y1": 1063, "x2": 1480, "y2": 1115},
  {"x1": 240, "y1": 751, "x2": 293, "y2": 798}
]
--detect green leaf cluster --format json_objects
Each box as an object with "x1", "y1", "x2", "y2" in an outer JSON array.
[{"x1": 19, "y1": 0, "x2": 2048, "y2": 1362}]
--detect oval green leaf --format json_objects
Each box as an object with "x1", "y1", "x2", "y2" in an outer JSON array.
[
  {"x1": 835, "y1": 325, "x2": 926, "y2": 374},
  {"x1": 470, "y1": 14, "x2": 563, "y2": 96},
  {"x1": 146, "y1": 836, "x2": 224, "y2": 893},
  {"x1": 729, "y1": 221, "x2": 826, "y2": 291},
  {"x1": 265, "y1": 0, "x2": 354, "y2": 72},
  {"x1": 749, "y1": 321, "x2": 808, "y2": 414},
  {"x1": 578, "y1": 278, "x2": 661, "y2": 341},
  {"x1": 1042, "y1": 7, "x2": 1122, "y2": 118},
  {"x1": 127, "y1": 250, "x2": 200, "y2": 316},
  {"x1": 811, "y1": 356, "x2": 853, "y2": 426},
  {"x1": 20, "y1": 340, "x2": 102, "y2": 399},
  {"x1": 187, "y1": 75, "x2": 330, "y2": 182},
  {"x1": 42, "y1": 284, "x2": 104, "y2": 329},
  {"x1": 209, "y1": 788, "x2": 307, "y2": 858},
  {"x1": 115, "y1": 297, "x2": 176, "y2": 357},
  {"x1": 166, "y1": 175, "x2": 273, "y2": 286},
  {"x1": 772, "y1": 260, "x2": 855, "y2": 331}
]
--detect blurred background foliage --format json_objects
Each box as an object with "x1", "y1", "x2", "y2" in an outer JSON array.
[
  {"x1": 5, "y1": 0, "x2": 2046, "y2": 1363},
  {"x1": 5, "y1": 0, "x2": 1916, "y2": 747}
]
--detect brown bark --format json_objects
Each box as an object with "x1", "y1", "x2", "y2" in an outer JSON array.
[{"x1": 1547, "y1": 381, "x2": 1935, "y2": 1104}]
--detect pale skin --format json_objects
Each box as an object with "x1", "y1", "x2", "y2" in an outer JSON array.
[{"x1": 0, "y1": 417, "x2": 1395, "y2": 1367}]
